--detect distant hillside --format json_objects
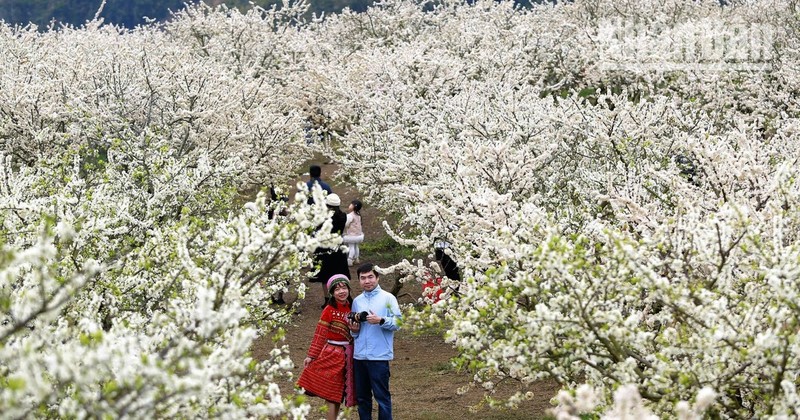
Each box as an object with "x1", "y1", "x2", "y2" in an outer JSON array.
[{"x1": 0, "y1": 0, "x2": 377, "y2": 29}]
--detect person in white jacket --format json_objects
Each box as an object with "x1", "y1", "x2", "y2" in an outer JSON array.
[{"x1": 343, "y1": 199, "x2": 364, "y2": 266}]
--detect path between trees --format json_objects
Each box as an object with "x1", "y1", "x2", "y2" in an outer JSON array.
[{"x1": 251, "y1": 160, "x2": 557, "y2": 419}]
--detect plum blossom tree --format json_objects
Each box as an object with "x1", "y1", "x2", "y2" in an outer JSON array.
[
  {"x1": 0, "y1": 2, "x2": 345, "y2": 417},
  {"x1": 304, "y1": 0, "x2": 800, "y2": 416},
  {"x1": 4, "y1": 0, "x2": 800, "y2": 417}
]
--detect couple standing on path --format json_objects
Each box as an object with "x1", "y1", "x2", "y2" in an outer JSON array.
[{"x1": 298, "y1": 264, "x2": 401, "y2": 420}]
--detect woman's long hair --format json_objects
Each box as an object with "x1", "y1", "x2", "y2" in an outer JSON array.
[
  {"x1": 350, "y1": 199, "x2": 363, "y2": 228},
  {"x1": 351, "y1": 199, "x2": 362, "y2": 215}
]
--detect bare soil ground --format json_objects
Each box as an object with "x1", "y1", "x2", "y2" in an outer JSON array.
[{"x1": 251, "y1": 160, "x2": 558, "y2": 419}]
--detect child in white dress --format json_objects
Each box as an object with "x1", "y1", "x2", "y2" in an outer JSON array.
[{"x1": 343, "y1": 199, "x2": 364, "y2": 266}]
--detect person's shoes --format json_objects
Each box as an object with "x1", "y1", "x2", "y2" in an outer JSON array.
[{"x1": 347, "y1": 259, "x2": 354, "y2": 267}]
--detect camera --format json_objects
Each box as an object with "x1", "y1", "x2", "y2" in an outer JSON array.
[{"x1": 347, "y1": 311, "x2": 368, "y2": 323}]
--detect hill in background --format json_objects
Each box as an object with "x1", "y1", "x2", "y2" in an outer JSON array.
[
  {"x1": 0, "y1": 0, "x2": 548, "y2": 29},
  {"x1": 0, "y1": 0, "x2": 380, "y2": 29}
]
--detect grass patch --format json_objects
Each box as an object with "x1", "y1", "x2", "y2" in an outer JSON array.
[
  {"x1": 431, "y1": 361, "x2": 454, "y2": 373},
  {"x1": 360, "y1": 235, "x2": 420, "y2": 263}
]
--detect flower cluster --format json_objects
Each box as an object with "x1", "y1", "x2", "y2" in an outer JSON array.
[
  {"x1": 309, "y1": 0, "x2": 800, "y2": 416},
  {"x1": 0, "y1": 3, "x2": 337, "y2": 417},
  {"x1": 4, "y1": 0, "x2": 800, "y2": 417}
]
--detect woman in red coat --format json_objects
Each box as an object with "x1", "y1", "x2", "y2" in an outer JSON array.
[{"x1": 297, "y1": 274, "x2": 356, "y2": 419}]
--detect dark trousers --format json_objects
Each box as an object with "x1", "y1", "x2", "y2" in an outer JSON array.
[{"x1": 353, "y1": 359, "x2": 392, "y2": 420}]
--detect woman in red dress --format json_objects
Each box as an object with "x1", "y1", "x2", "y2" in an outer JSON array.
[{"x1": 297, "y1": 274, "x2": 356, "y2": 419}]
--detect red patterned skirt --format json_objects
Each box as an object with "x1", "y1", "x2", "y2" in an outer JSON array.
[{"x1": 297, "y1": 343, "x2": 355, "y2": 406}]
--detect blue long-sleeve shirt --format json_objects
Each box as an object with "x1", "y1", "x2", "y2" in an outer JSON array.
[
  {"x1": 305, "y1": 177, "x2": 333, "y2": 205},
  {"x1": 351, "y1": 285, "x2": 401, "y2": 360}
]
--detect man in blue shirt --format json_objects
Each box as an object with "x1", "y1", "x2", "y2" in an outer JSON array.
[
  {"x1": 306, "y1": 164, "x2": 333, "y2": 204},
  {"x1": 349, "y1": 263, "x2": 401, "y2": 420}
]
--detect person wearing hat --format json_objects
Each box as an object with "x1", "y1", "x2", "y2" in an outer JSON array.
[
  {"x1": 297, "y1": 274, "x2": 357, "y2": 419},
  {"x1": 309, "y1": 193, "x2": 351, "y2": 307}
]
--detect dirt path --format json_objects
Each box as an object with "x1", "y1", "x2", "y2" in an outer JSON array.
[{"x1": 251, "y1": 160, "x2": 557, "y2": 419}]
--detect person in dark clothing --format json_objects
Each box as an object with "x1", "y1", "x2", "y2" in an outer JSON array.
[
  {"x1": 433, "y1": 238, "x2": 461, "y2": 281},
  {"x1": 268, "y1": 185, "x2": 291, "y2": 304},
  {"x1": 309, "y1": 193, "x2": 351, "y2": 307},
  {"x1": 306, "y1": 164, "x2": 333, "y2": 204},
  {"x1": 268, "y1": 185, "x2": 289, "y2": 220}
]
